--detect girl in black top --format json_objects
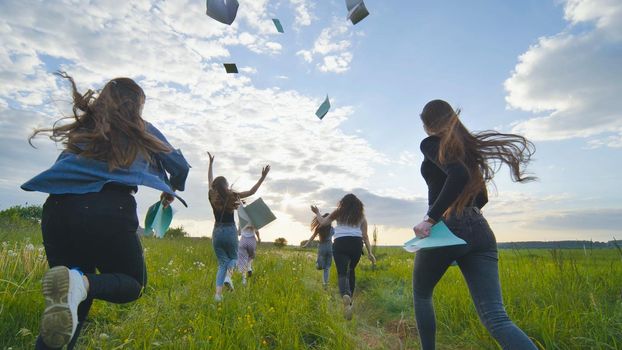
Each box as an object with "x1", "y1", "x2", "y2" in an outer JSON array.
[
  {"x1": 207, "y1": 152, "x2": 269, "y2": 301},
  {"x1": 412, "y1": 100, "x2": 538, "y2": 350}
]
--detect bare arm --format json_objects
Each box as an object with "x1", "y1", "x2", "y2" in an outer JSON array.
[
  {"x1": 207, "y1": 152, "x2": 215, "y2": 188},
  {"x1": 310, "y1": 206, "x2": 337, "y2": 227},
  {"x1": 361, "y1": 218, "x2": 376, "y2": 263},
  {"x1": 255, "y1": 229, "x2": 261, "y2": 243},
  {"x1": 302, "y1": 231, "x2": 318, "y2": 247},
  {"x1": 238, "y1": 165, "x2": 271, "y2": 199}
]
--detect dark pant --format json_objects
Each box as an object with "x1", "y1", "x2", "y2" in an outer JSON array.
[
  {"x1": 412, "y1": 208, "x2": 537, "y2": 350},
  {"x1": 332, "y1": 236, "x2": 363, "y2": 297},
  {"x1": 35, "y1": 186, "x2": 146, "y2": 350}
]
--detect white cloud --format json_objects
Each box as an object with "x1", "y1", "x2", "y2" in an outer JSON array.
[
  {"x1": 0, "y1": 0, "x2": 385, "y2": 239},
  {"x1": 289, "y1": 0, "x2": 314, "y2": 28},
  {"x1": 505, "y1": 0, "x2": 622, "y2": 143},
  {"x1": 297, "y1": 20, "x2": 355, "y2": 74}
]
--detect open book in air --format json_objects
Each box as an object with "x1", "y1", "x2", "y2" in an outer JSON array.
[
  {"x1": 237, "y1": 197, "x2": 277, "y2": 230},
  {"x1": 144, "y1": 201, "x2": 173, "y2": 239},
  {"x1": 403, "y1": 221, "x2": 466, "y2": 252}
]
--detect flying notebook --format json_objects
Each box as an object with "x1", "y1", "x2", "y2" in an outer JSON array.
[
  {"x1": 144, "y1": 201, "x2": 173, "y2": 239},
  {"x1": 223, "y1": 63, "x2": 238, "y2": 73},
  {"x1": 346, "y1": 0, "x2": 369, "y2": 25},
  {"x1": 237, "y1": 198, "x2": 276, "y2": 230},
  {"x1": 206, "y1": 0, "x2": 239, "y2": 25},
  {"x1": 315, "y1": 95, "x2": 330, "y2": 120},
  {"x1": 403, "y1": 221, "x2": 466, "y2": 252},
  {"x1": 272, "y1": 18, "x2": 284, "y2": 33}
]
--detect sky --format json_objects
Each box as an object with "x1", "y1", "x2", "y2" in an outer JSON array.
[{"x1": 1, "y1": 0, "x2": 621, "y2": 245}]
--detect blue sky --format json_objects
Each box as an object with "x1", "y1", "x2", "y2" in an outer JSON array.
[{"x1": 1, "y1": 0, "x2": 621, "y2": 245}]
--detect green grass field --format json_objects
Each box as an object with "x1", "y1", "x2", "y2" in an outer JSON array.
[{"x1": 1, "y1": 217, "x2": 622, "y2": 349}]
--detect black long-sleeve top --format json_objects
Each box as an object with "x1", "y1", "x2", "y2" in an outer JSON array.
[{"x1": 420, "y1": 136, "x2": 488, "y2": 222}]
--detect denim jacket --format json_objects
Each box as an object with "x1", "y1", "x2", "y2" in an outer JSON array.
[{"x1": 21, "y1": 122, "x2": 191, "y2": 206}]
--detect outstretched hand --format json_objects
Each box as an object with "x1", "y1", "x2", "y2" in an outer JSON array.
[
  {"x1": 261, "y1": 165, "x2": 271, "y2": 178},
  {"x1": 207, "y1": 152, "x2": 215, "y2": 164},
  {"x1": 310, "y1": 205, "x2": 319, "y2": 215}
]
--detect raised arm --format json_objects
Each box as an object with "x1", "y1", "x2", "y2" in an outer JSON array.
[
  {"x1": 310, "y1": 205, "x2": 337, "y2": 227},
  {"x1": 255, "y1": 229, "x2": 261, "y2": 243},
  {"x1": 361, "y1": 217, "x2": 376, "y2": 263},
  {"x1": 207, "y1": 152, "x2": 215, "y2": 188},
  {"x1": 238, "y1": 165, "x2": 271, "y2": 199}
]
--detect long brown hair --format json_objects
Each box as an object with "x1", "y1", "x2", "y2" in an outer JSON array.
[
  {"x1": 421, "y1": 99, "x2": 536, "y2": 217},
  {"x1": 29, "y1": 72, "x2": 170, "y2": 171},
  {"x1": 333, "y1": 194, "x2": 364, "y2": 226},
  {"x1": 209, "y1": 176, "x2": 240, "y2": 213},
  {"x1": 310, "y1": 213, "x2": 331, "y2": 241}
]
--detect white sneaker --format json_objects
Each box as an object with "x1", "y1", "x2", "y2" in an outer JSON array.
[
  {"x1": 242, "y1": 276, "x2": 247, "y2": 285},
  {"x1": 214, "y1": 294, "x2": 223, "y2": 302},
  {"x1": 224, "y1": 275, "x2": 234, "y2": 291},
  {"x1": 342, "y1": 294, "x2": 353, "y2": 321},
  {"x1": 40, "y1": 266, "x2": 87, "y2": 348}
]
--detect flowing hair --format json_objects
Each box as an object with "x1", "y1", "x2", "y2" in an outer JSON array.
[
  {"x1": 310, "y1": 213, "x2": 331, "y2": 241},
  {"x1": 333, "y1": 194, "x2": 364, "y2": 226},
  {"x1": 29, "y1": 72, "x2": 170, "y2": 171},
  {"x1": 421, "y1": 99, "x2": 536, "y2": 217},
  {"x1": 209, "y1": 176, "x2": 240, "y2": 213}
]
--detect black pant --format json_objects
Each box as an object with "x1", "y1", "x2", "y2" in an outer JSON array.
[
  {"x1": 332, "y1": 236, "x2": 363, "y2": 297},
  {"x1": 35, "y1": 185, "x2": 146, "y2": 350}
]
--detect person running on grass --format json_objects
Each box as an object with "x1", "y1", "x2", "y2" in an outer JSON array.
[
  {"x1": 237, "y1": 223, "x2": 260, "y2": 285},
  {"x1": 311, "y1": 194, "x2": 376, "y2": 320},
  {"x1": 411, "y1": 99, "x2": 538, "y2": 350},
  {"x1": 22, "y1": 72, "x2": 190, "y2": 350},
  {"x1": 206, "y1": 152, "x2": 269, "y2": 301},
  {"x1": 302, "y1": 213, "x2": 334, "y2": 288}
]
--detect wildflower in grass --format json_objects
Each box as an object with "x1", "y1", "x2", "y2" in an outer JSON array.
[
  {"x1": 2, "y1": 241, "x2": 7, "y2": 247},
  {"x1": 8, "y1": 249, "x2": 17, "y2": 257},
  {"x1": 25, "y1": 243, "x2": 35, "y2": 251},
  {"x1": 99, "y1": 333, "x2": 109, "y2": 340}
]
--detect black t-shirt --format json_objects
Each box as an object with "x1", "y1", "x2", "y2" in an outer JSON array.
[{"x1": 420, "y1": 136, "x2": 488, "y2": 222}]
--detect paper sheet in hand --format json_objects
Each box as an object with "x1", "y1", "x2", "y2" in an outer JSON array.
[
  {"x1": 403, "y1": 221, "x2": 466, "y2": 252},
  {"x1": 315, "y1": 95, "x2": 330, "y2": 120},
  {"x1": 206, "y1": 0, "x2": 239, "y2": 25},
  {"x1": 345, "y1": 0, "x2": 369, "y2": 25},
  {"x1": 237, "y1": 198, "x2": 276, "y2": 230},
  {"x1": 144, "y1": 201, "x2": 173, "y2": 239},
  {"x1": 272, "y1": 18, "x2": 284, "y2": 33}
]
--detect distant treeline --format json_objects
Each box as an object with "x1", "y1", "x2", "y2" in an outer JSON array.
[{"x1": 497, "y1": 240, "x2": 620, "y2": 249}]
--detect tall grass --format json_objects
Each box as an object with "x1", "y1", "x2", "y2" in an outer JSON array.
[{"x1": 1, "y1": 220, "x2": 621, "y2": 349}]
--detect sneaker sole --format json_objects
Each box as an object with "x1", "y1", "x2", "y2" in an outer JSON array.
[
  {"x1": 342, "y1": 295, "x2": 353, "y2": 320},
  {"x1": 40, "y1": 266, "x2": 73, "y2": 348},
  {"x1": 224, "y1": 282, "x2": 234, "y2": 291}
]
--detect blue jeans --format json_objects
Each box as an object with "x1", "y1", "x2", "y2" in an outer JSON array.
[
  {"x1": 212, "y1": 223, "x2": 238, "y2": 287},
  {"x1": 316, "y1": 241, "x2": 332, "y2": 284},
  {"x1": 412, "y1": 208, "x2": 537, "y2": 350}
]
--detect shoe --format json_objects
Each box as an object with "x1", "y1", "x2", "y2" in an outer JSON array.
[
  {"x1": 214, "y1": 294, "x2": 223, "y2": 302},
  {"x1": 242, "y1": 276, "x2": 247, "y2": 286},
  {"x1": 224, "y1": 275, "x2": 234, "y2": 291},
  {"x1": 40, "y1": 267, "x2": 87, "y2": 348},
  {"x1": 342, "y1": 294, "x2": 353, "y2": 321},
  {"x1": 247, "y1": 268, "x2": 253, "y2": 278}
]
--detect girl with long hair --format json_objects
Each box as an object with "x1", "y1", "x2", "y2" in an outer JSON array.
[
  {"x1": 22, "y1": 72, "x2": 190, "y2": 349},
  {"x1": 302, "y1": 213, "x2": 334, "y2": 288},
  {"x1": 206, "y1": 152, "x2": 270, "y2": 301},
  {"x1": 412, "y1": 99, "x2": 537, "y2": 349},
  {"x1": 311, "y1": 194, "x2": 376, "y2": 320}
]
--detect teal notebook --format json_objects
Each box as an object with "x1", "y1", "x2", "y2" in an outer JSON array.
[
  {"x1": 144, "y1": 201, "x2": 173, "y2": 239},
  {"x1": 403, "y1": 221, "x2": 466, "y2": 252},
  {"x1": 237, "y1": 198, "x2": 276, "y2": 230},
  {"x1": 315, "y1": 95, "x2": 330, "y2": 120}
]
